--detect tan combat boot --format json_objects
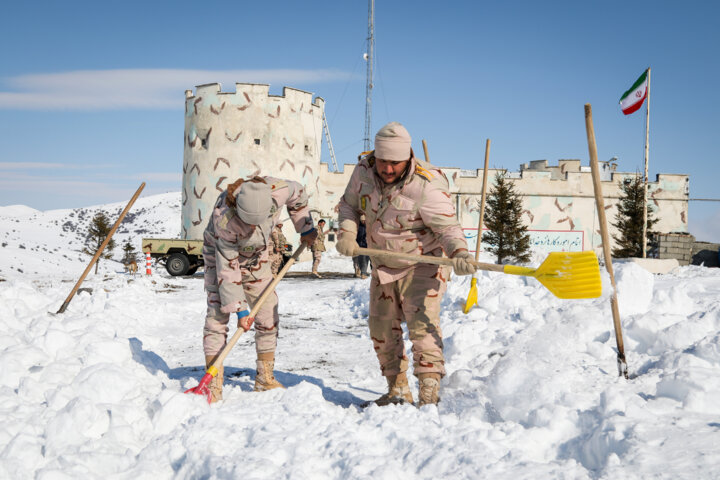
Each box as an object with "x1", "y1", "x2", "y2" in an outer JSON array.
[
  {"x1": 205, "y1": 355, "x2": 224, "y2": 403},
  {"x1": 254, "y1": 352, "x2": 286, "y2": 392},
  {"x1": 354, "y1": 265, "x2": 361, "y2": 278},
  {"x1": 417, "y1": 373, "x2": 441, "y2": 406},
  {"x1": 374, "y1": 371, "x2": 414, "y2": 406}
]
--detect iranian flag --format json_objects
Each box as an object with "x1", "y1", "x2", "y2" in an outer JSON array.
[{"x1": 619, "y1": 69, "x2": 649, "y2": 115}]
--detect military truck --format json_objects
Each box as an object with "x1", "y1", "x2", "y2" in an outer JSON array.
[
  {"x1": 142, "y1": 238, "x2": 204, "y2": 276},
  {"x1": 142, "y1": 237, "x2": 295, "y2": 276}
]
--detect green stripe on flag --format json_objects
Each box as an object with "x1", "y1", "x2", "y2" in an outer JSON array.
[{"x1": 620, "y1": 69, "x2": 649, "y2": 101}]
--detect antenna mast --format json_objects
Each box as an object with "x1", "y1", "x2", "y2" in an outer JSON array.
[{"x1": 363, "y1": 0, "x2": 374, "y2": 151}]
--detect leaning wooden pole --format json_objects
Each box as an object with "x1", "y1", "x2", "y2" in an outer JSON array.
[
  {"x1": 584, "y1": 104, "x2": 628, "y2": 379},
  {"x1": 475, "y1": 139, "x2": 491, "y2": 259},
  {"x1": 422, "y1": 139, "x2": 430, "y2": 163},
  {"x1": 56, "y1": 182, "x2": 146, "y2": 314}
]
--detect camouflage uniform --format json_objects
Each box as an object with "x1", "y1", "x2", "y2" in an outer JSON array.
[
  {"x1": 337, "y1": 153, "x2": 468, "y2": 380},
  {"x1": 311, "y1": 223, "x2": 326, "y2": 275},
  {"x1": 203, "y1": 177, "x2": 313, "y2": 357},
  {"x1": 269, "y1": 225, "x2": 287, "y2": 276}
]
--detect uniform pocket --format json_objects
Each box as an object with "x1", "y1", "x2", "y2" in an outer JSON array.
[{"x1": 381, "y1": 195, "x2": 420, "y2": 230}]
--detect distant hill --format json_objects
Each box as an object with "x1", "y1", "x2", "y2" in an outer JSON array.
[{"x1": 0, "y1": 192, "x2": 181, "y2": 280}]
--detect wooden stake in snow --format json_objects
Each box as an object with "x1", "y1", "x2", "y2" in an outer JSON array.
[
  {"x1": 584, "y1": 104, "x2": 629, "y2": 379},
  {"x1": 56, "y1": 182, "x2": 146, "y2": 314}
]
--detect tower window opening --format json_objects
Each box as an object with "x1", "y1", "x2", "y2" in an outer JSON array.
[{"x1": 254, "y1": 138, "x2": 261, "y2": 145}]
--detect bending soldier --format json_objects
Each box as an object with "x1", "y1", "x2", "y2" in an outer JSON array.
[{"x1": 202, "y1": 176, "x2": 317, "y2": 402}]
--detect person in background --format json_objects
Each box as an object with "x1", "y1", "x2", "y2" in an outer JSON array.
[
  {"x1": 311, "y1": 219, "x2": 326, "y2": 278},
  {"x1": 353, "y1": 216, "x2": 370, "y2": 278},
  {"x1": 269, "y1": 222, "x2": 287, "y2": 277},
  {"x1": 202, "y1": 176, "x2": 317, "y2": 402},
  {"x1": 335, "y1": 122, "x2": 476, "y2": 407}
]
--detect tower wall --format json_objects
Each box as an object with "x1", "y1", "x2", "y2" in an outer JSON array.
[{"x1": 182, "y1": 83, "x2": 325, "y2": 242}]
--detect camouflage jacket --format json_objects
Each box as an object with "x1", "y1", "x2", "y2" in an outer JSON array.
[
  {"x1": 337, "y1": 153, "x2": 468, "y2": 283},
  {"x1": 203, "y1": 177, "x2": 313, "y2": 314}
]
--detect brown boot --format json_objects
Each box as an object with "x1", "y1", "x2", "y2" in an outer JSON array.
[
  {"x1": 417, "y1": 373, "x2": 441, "y2": 406},
  {"x1": 374, "y1": 372, "x2": 414, "y2": 406},
  {"x1": 205, "y1": 355, "x2": 223, "y2": 403},
  {"x1": 354, "y1": 265, "x2": 361, "y2": 278},
  {"x1": 254, "y1": 352, "x2": 286, "y2": 392}
]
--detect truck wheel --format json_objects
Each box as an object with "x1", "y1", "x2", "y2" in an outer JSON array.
[{"x1": 166, "y1": 253, "x2": 190, "y2": 276}]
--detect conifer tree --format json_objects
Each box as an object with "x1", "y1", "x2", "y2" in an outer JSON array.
[
  {"x1": 611, "y1": 175, "x2": 658, "y2": 258},
  {"x1": 122, "y1": 240, "x2": 137, "y2": 264},
  {"x1": 83, "y1": 211, "x2": 116, "y2": 274},
  {"x1": 483, "y1": 172, "x2": 531, "y2": 264}
]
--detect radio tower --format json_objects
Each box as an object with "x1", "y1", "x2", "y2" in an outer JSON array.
[{"x1": 363, "y1": 0, "x2": 375, "y2": 152}]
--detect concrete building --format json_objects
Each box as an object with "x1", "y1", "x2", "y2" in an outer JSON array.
[{"x1": 182, "y1": 83, "x2": 690, "y2": 261}]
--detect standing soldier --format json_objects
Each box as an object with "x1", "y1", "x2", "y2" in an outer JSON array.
[
  {"x1": 311, "y1": 219, "x2": 326, "y2": 278},
  {"x1": 269, "y1": 222, "x2": 288, "y2": 277},
  {"x1": 202, "y1": 176, "x2": 317, "y2": 402},
  {"x1": 353, "y1": 216, "x2": 370, "y2": 278},
  {"x1": 336, "y1": 122, "x2": 476, "y2": 406}
]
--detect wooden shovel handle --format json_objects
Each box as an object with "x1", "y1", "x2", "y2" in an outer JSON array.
[{"x1": 356, "y1": 247, "x2": 504, "y2": 273}]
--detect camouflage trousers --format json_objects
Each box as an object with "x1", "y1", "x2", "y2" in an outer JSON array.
[
  {"x1": 311, "y1": 250, "x2": 322, "y2": 272},
  {"x1": 368, "y1": 265, "x2": 449, "y2": 378},
  {"x1": 203, "y1": 269, "x2": 279, "y2": 357}
]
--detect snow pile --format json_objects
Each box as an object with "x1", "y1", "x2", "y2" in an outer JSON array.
[{"x1": 1, "y1": 194, "x2": 720, "y2": 478}]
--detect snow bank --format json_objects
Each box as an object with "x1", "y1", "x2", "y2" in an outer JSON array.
[{"x1": 1, "y1": 238, "x2": 720, "y2": 478}]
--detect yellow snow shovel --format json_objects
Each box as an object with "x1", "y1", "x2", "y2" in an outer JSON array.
[
  {"x1": 355, "y1": 247, "x2": 602, "y2": 300},
  {"x1": 185, "y1": 243, "x2": 307, "y2": 403},
  {"x1": 464, "y1": 139, "x2": 491, "y2": 313}
]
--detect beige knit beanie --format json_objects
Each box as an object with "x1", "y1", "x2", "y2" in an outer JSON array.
[
  {"x1": 374, "y1": 122, "x2": 412, "y2": 161},
  {"x1": 233, "y1": 182, "x2": 273, "y2": 225}
]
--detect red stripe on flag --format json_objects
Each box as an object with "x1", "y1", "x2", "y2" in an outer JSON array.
[{"x1": 621, "y1": 97, "x2": 646, "y2": 115}]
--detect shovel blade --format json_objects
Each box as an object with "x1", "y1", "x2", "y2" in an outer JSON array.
[
  {"x1": 533, "y1": 251, "x2": 602, "y2": 299},
  {"x1": 184, "y1": 372, "x2": 214, "y2": 404},
  {"x1": 463, "y1": 277, "x2": 478, "y2": 314}
]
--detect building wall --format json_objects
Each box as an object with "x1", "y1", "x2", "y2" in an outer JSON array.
[
  {"x1": 182, "y1": 83, "x2": 325, "y2": 243},
  {"x1": 179, "y1": 83, "x2": 689, "y2": 261},
  {"x1": 316, "y1": 159, "x2": 689, "y2": 260}
]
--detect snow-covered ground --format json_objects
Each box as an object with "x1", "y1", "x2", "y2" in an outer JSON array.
[{"x1": 1, "y1": 194, "x2": 720, "y2": 479}]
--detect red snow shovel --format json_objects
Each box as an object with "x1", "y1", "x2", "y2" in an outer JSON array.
[{"x1": 185, "y1": 243, "x2": 307, "y2": 403}]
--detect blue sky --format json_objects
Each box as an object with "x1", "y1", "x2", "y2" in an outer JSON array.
[{"x1": 2, "y1": 1, "x2": 719, "y2": 241}]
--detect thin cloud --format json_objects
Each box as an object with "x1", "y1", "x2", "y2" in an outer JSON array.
[
  {"x1": 128, "y1": 172, "x2": 182, "y2": 183},
  {"x1": 0, "y1": 162, "x2": 114, "y2": 170},
  {"x1": 0, "y1": 68, "x2": 354, "y2": 110}
]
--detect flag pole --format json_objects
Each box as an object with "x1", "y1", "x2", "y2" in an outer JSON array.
[{"x1": 642, "y1": 67, "x2": 651, "y2": 258}]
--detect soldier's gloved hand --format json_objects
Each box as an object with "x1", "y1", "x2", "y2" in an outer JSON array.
[
  {"x1": 335, "y1": 234, "x2": 359, "y2": 257},
  {"x1": 451, "y1": 251, "x2": 476, "y2": 276},
  {"x1": 236, "y1": 310, "x2": 254, "y2": 331},
  {"x1": 300, "y1": 228, "x2": 318, "y2": 247}
]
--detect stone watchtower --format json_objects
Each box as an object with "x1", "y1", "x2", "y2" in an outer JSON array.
[{"x1": 181, "y1": 83, "x2": 325, "y2": 241}]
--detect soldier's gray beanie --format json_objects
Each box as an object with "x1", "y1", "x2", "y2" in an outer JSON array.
[{"x1": 234, "y1": 182, "x2": 273, "y2": 225}]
